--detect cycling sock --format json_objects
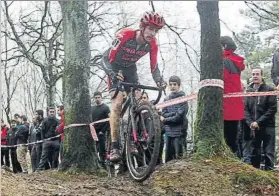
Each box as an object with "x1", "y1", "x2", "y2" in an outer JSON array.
[{"x1": 111, "y1": 142, "x2": 119, "y2": 150}]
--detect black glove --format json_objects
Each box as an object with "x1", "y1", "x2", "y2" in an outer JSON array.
[
  {"x1": 156, "y1": 78, "x2": 167, "y2": 89},
  {"x1": 109, "y1": 71, "x2": 117, "y2": 81}
]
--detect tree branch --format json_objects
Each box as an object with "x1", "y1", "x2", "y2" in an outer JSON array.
[{"x1": 150, "y1": 1, "x2": 200, "y2": 73}]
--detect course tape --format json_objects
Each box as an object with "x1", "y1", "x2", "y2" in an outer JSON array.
[
  {"x1": 156, "y1": 91, "x2": 279, "y2": 109},
  {"x1": 199, "y1": 79, "x2": 224, "y2": 89},
  {"x1": 0, "y1": 135, "x2": 61, "y2": 148},
  {"x1": 0, "y1": 119, "x2": 111, "y2": 148},
  {"x1": 2, "y1": 88, "x2": 279, "y2": 149}
]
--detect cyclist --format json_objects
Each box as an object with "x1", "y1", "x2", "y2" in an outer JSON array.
[{"x1": 101, "y1": 11, "x2": 166, "y2": 162}]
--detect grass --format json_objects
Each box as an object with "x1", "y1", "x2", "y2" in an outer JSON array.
[
  {"x1": 152, "y1": 156, "x2": 279, "y2": 196},
  {"x1": 211, "y1": 157, "x2": 279, "y2": 195}
]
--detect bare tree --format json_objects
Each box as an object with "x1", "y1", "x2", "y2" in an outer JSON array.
[
  {"x1": 2, "y1": 1, "x2": 123, "y2": 107},
  {"x1": 19, "y1": 65, "x2": 46, "y2": 116},
  {"x1": 2, "y1": 1, "x2": 63, "y2": 106},
  {"x1": 1, "y1": 9, "x2": 27, "y2": 123}
]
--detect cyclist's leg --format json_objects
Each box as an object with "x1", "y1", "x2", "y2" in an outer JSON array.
[
  {"x1": 125, "y1": 65, "x2": 141, "y2": 100},
  {"x1": 107, "y1": 74, "x2": 124, "y2": 161},
  {"x1": 109, "y1": 65, "x2": 139, "y2": 161}
]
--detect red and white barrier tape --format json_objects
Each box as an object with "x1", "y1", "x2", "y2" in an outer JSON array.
[
  {"x1": 0, "y1": 119, "x2": 111, "y2": 148},
  {"x1": 156, "y1": 93, "x2": 197, "y2": 109},
  {"x1": 2, "y1": 82, "x2": 278, "y2": 148},
  {"x1": 156, "y1": 90, "x2": 279, "y2": 109},
  {"x1": 199, "y1": 79, "x2": 224, "y2": 89},
  {"x1": 0, "y1": 135, "x2": 61, "y2": 148}
]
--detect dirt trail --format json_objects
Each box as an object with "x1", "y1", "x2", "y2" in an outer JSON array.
[
  {"x1": 2, "y1": 159, "x2": 279, "y2": 196},
  {"x1": 1, "y1": 168, "x2": 158, "y2": 196}
]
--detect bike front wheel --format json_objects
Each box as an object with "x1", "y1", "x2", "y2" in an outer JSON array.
[{"x1": 125, "y1": 103, "x2": 161, "y2": 182}]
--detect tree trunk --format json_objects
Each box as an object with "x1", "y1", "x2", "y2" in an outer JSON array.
[
  {"x1": 59, "y1": 1, "x2": 99, "y2": 172},
  {"x1": 46, "y1": 84, "x2": 56, "y2": 107},
  {"x1": 194, "y1": 2, "x2": 228, "y2": 158}
]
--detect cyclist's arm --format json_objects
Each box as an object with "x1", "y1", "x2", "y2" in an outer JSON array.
[
  {"x1": 101, "y1": 49, "x2": 114, "y2": 76},
  {"x1": 101, "y1": 31, "x2": 123, "y2": 76},
  {"x1": 102, "y1": 29, "x2": 132, "y2": 76},
  {"x1": 150, "y1": 38, "x2": 163, "y2": 83}
]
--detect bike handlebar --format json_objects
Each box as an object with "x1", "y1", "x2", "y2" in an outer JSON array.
[
  {"x1": 111, "y1": 70, "x2": 165, "y2": 105},
  {"x1": 112, "y1": 81, "x2": 164, "y2": 105}
]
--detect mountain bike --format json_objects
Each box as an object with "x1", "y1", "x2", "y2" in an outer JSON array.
[{"x1": 105, "y1": 80, "x2": 163, "y2": 182}]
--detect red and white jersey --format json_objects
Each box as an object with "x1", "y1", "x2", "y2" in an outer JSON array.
[{"x1": 107, "y1": 28, "x2": 159, "y2": 72}]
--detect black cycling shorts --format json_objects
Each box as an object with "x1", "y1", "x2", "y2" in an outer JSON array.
[{"x1": 107, "y1": 64, "x2": 139, "y2": 93}]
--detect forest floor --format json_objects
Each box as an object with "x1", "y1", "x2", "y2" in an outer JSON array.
[{"x1": 1, "y1": 157, "x2": 279, "y2": 196}]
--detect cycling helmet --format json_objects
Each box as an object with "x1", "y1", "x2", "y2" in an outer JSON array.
[{"x1": 140, "y1": 11, "x2": 165, "y2": 29}]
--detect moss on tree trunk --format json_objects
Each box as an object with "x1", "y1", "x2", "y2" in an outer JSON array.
[
  {"x1": 194, "y1": 2, "x2": 229, "y2": 158},
  {"x1": 59, "y1": 1, "x2": 99, "y2": 173}
]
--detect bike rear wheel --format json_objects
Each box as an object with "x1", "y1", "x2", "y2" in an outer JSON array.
[{"x1": 125, "y1": 103, "x2": 161, "y2": 182}]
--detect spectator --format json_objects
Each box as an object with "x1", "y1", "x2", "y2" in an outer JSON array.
[
  {"x1": 238, "y1": 80, "x2": 252, "y2": 163},
  {"x1": 91, "y1": 91, "x2": 110, "y2": 168},
  {"x1": 221, "y1": 36, "x2": 245, "y2": 154},
  {"x1": 36, "y1": 107, "x2": 60, "y2": 171},
  {"x1": 236, "y1": 81, "x2": 247, "y2": 159},
  {"x1": 271, "y1": 48, "x2": 279, "y2": 90},
  {"x1": 1, "y1": 120, "x2": 10, "y2": 168},
  {"x1": 33, "y1": 110, "x2": 50, "y2": 170},
  {"x1": 29, "y1": 116, "x2": 38, "y2": 172},
  {"x1": 244, "y1": 67, "x2": 277, "y2": 170},
  {"x1": 15, "y1": 116, "x2": 29, "y2": 173},
  {"x1": 14, "y1": 113, "x2": 21, "y2": 129},
  {"x1": 56, "y1": 105, "x2": 64, "y2": 162},
  {"x1": 18, "y1": 115, "x2": 30, "y2": 130},
  {"x1": 161, "y1": 75, "x2": 188, "y2": 162},
  {"x1": 7, "y1": 119, "x2": 22, "y2": 173},
  {"x1": 14, "y1": 113, "x2": 20, "y2": 122}
]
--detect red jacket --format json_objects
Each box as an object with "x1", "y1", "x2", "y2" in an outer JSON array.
[
  {"x1": 223, "y1": 50, "x2": 245, "y2": 121},
  {"x1": 57, "y1": 111, "x2": 65, "y2": 141},
  {"x1": 1, "y1": 125, "x2": 9, "y2": 145}
]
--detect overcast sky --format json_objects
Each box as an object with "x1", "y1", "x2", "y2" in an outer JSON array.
[
  {"x1": 3, "y1": 1, "x2": 248, "y2": 35},
  {"x1": 0, "y1": 1, "x2": 251, "y2": 119}
]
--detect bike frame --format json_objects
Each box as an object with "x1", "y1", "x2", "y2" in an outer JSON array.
[{"x1": 105, "y1": 81, "x2": 163, "y2": 177}]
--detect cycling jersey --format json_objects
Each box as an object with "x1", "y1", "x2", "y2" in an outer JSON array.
[{"x1": 101, "y1": 28, "x2": 162, "y2": 84}]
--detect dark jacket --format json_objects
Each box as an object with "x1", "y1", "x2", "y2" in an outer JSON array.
[
  {"x1": 91, "y1": 103, "x2": 110, "y2": 134},
  {"x1": 15, "y1": 124, "x2": 29, "y2": 144},
  {"x1": 29, "y1": 123, "x2": 37, "y2": 143},
  {"x1": 271, "y1": 48, "x2": 279, "y2": 86},
  {"x1": 23, "y1": 121, "x2": 30, "y2": 131},
  {"x1": 162, "y1": 91, "x2": 188, "y2": 137},
  {"x1": 244, "y1": 83, "x2": 277, "y2": 128},
  {"x1": 7, "y1": 127, "x2": 18, "y2": 148},
  {"x1": 39, "y1": 117, "x2": 59, "y2": 140},
  {"x1": 35, "y1": 118, "x2": 44, "y2": 141}
]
